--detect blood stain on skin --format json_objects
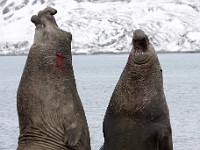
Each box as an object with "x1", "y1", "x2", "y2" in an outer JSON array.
[
  {"x1": 55, "y1": 53, "x2": 65, "y2": 71},
  {"x1": 55, "y1": 52, "x2": 71, "y2": 72}
]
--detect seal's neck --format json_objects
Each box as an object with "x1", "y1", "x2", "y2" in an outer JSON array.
[{"x1": 108, "y1": 52, "x2": 164, "y2": 115}]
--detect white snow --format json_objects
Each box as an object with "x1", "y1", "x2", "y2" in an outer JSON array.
[{"x1": 0, "y1": 0, "x2": 200, "y2": 55}]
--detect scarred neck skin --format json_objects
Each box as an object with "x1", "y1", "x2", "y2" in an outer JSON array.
[{"x1": 108, "y1": 29, "x2": 165, "y2": 117}]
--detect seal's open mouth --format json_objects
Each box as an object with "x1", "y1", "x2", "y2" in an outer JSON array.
[{"x1": 132, "y1": 29, "x2": 151, "y2": 64}]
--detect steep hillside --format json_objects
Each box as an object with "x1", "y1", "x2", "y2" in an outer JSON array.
[{"x1": 0, "y1": 0, "x2": 200, "y2": 55}]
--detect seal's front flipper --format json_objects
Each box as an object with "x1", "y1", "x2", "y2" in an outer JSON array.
[{"x1": 64, "y1": 121, "x2": 82, "y2": 147}]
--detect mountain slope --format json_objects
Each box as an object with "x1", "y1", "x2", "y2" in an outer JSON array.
[{"x1": 0, "y1": 0, "x2": 200, "y2": 55}]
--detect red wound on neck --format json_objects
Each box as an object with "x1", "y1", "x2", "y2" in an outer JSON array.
[
  {"x1": 55, "y1": 53, "x2": 65, "y2": 71},
  {"x1": 55, "y1": 53, "x2": 71, "y2": 72}
]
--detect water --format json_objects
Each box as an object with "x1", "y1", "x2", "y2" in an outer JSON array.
[{"x1": 0, "y1": 54, "x2": 200, "y2": 150}]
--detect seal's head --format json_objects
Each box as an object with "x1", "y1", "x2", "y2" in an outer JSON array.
[
  {"x1": 31, "y1": 7, "x2": 58, "y2": 29},
  {"x1": 29, "y1": 7, "x2": 73, "y2": 76},
  {"x1": 132, "y1": 29, "x2": 152, "y2": 65},
  {"x1": 31, "y1": 7, "x2": 72, "y2": 45},
  {"x1": 126, "y1": 29, "x2": 160, "y2": 80}
]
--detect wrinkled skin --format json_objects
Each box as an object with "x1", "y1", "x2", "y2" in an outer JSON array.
[
  {"x1": 101, "y1": 29, "x2": 173, "y2": 150},
  {"x1": 17, "y1": 7, "x2": 91, "y2": 150}
]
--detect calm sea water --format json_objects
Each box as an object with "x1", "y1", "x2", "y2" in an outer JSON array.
[{"x1": 0, "y1": 54, "x2": 200, "y2": 150}]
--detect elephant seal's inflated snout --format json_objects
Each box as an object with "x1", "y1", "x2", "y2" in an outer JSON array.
[{"x1": 31, "y1": 7, "x2": 58, "y2": 28}]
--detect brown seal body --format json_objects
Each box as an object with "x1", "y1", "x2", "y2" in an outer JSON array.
[
  {"x1": 101, "y1": 29, "x2": 173, "y2": 150},
  {"x1": 17, "y1": 7, "x2": 91, "y2": 150}
]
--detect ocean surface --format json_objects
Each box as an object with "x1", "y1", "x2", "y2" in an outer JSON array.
[{"x1": 0, "y1": 54, "x2": 199, "y2": 150}]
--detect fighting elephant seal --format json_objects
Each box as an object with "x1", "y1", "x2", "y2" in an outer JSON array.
[
  {"x1": 17, "y1": 7, "x2": 91, "y2": 150},
  {"x1": 101, "y1": 29, "x2": 173, "y2": 150}
]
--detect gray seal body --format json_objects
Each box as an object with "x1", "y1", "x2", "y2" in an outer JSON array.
[
  {"x1": 17, "y1": 7, "x2": 91, "y2": 150},
  {"x1": 101, "y1": 29, "x2": 173, "y2": 150}
]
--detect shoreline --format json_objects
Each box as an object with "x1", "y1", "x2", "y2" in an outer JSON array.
[{"x1": 0, "y1": 50, "x2": 200, "y2": 56}]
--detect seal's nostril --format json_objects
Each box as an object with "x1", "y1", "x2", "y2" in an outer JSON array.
[
  {"x1": 54, "y1": 10, "x2": 57, "y2": 15},
  {"x1": 47, "y1": 7, "x2": 57, "y2": 15},
  {"x1": 39, "y1": 7, "x2": 57, "y2": 16},
  {"x1": 50, "y1": 9, "x2": 57, "y2": 15}
]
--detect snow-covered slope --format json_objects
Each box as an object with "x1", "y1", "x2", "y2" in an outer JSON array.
[{"x1": 0, "y1": 0, "x2": 200, "y2": 55}]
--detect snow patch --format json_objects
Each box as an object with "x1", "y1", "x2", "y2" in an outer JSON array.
[{"x1": 0, "y1": 0, "x2": 200, "y2": 55}]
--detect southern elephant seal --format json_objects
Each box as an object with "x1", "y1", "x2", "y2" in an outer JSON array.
[
  {"x1": 101, "y1": 29, "x2": 173, "y2": 150},
  {"x1": 17, "y1": 7, "x2": 91, "y2": 150}
]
